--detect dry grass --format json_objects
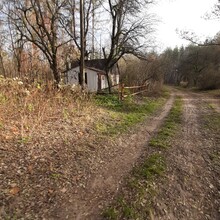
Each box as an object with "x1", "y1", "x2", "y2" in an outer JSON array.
[{"x1": 0, "y1": 77, "x2": 97, "y2": 145}]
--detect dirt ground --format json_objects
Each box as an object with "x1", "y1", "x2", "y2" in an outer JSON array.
[
  {"x1": 1, "y1": 89, "x2": 220, "y2": 219},
  {"x1": 152, "y1": 90, "x2": 220, "y2": 220}
]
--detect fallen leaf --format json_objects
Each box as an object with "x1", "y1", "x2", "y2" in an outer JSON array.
[
  {"x1": 48, "y1": 189, "x2": 54, "y2": 194},
  {"x1": 4, "y1": 135, "x2": 13, "y2": 140},
  {"x1": 28, "y1": 165, "x2": 33, "y2": 174},
  {"x1": 10, "y1": 126, "x2": 19, "y2": 133},
  {"x1": 60, "y1": 188, "x2": 67, "y2": 193},
  {"x1": 10, "y1": 186, "x2": 20, "y2": 195},
  {"x1": 78, "y1": 131, "x2": 84, "y2": 136}
]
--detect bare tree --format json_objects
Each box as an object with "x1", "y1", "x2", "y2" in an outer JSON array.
[
  {"x1": 0, "y1": 17, "x2": 6, "y2": 78},
  {"x1": 63, "y1": 0, "x2": 101, "y2": 53},
  {"x1": 61, "y1": 0, "x2": 102, "y2": 87},
  {"x1": 4, "y1": 0, "x2": 71, "y2": 85},
  {"x1": 101, "y1": 0, "x2": 154, "y2": 92},
  {"x1": 179, "y1": 1, "x2": 220, "y2": 46}
]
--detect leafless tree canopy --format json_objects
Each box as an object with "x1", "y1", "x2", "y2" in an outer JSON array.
[{"x1": 0, "y1": 0, "x2": 155, "y2": 86}]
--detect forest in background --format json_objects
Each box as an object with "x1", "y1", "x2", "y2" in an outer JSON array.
[{"x1": 120, "y1": 32, "x2": 220, "y2": 91}]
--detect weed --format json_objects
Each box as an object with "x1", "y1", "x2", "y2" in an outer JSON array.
[
  {"x1": 17, "y1": 136, "x2": 31, "y2": 144},
  {"x1": 122, "y1": 204, "x2": 136, "y2": 219},
  {"x1": 62, "y1": 108, "x2": 70, "y2": 120},
  {"x1": 27, "y1": 103, "x2": 34, "y2": 112},
  {"x1": 103, "y1": 207, "x2": 118, "y2": 220},
  {"x1": 96, "y1": 122, "x2": 108, "y2": 133},
  {"x1": 203, "y1": 112, "x2": 220, "y2": 132},
  {"x1": 209, "y1": 152, "x2": 220, "y2": 162},
  {"x1": 135, "y1": 153, "x2": 166, "y2": 180},
  {"x1": 50, "y1": 173, "x2": 61, "y2": 179},
  {"x1": 0, "y1": 92, "x2": 7, "y2": 103}
]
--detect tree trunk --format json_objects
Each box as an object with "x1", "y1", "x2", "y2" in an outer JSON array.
[
  {"x1": 51, "y1": 57, "x2": 60, "y2": 87},
  {"x1": 79, "y1": 0, "x2": 85, "y2": 89},
  {"x1": 105, "y1": 69, "x2": 112, "y2": 93},
  {"x1": 0, "y1": 52, "x2": 6, "y2": 78}
]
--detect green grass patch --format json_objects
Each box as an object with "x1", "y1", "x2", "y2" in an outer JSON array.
[
  {"x1": 94, "y1": 93, "x2": 168, "y2": 136},
  {"x1": 209, "y1": 152, "x2": 220, "y2": 163},
  {"x1": 134, "y1": 153, "x2": 166, "y2": 179},
  {"x1": 202, "y1": 89, "x2": 220, "y2": 97},
  {"x1": 149, "y1": 97, "x2": 182, "y2": 149},
  {"x1": 201, "y1": 110, "x2": 220, "y2": 167}
]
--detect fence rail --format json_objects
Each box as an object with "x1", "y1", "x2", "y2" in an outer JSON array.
[
  {"x1": 124, "y1": 85, "x2": 148, "y2": 89},
  {"x1": 118, "y1": 83, "x2": 149, "y2": 101}
]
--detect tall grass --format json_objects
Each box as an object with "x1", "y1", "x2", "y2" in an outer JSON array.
[{"x1": 0, "y1": 77, "x2": 92, "y2": 143}]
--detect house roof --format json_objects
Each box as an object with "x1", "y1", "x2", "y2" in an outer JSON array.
[
  {"x1": 86, "y1": 67, "x2": 106, "y2": 75},
  {"x1": 71, "y1": 59, "x2": 108, "y2": 71},
  {"x1": 69, "y1": 58, "x2": 120, "y2": 76}
]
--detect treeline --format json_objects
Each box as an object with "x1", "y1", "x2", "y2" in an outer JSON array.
[{"x1": 162, "y1": 34, "x2": 220, "y2": 90}]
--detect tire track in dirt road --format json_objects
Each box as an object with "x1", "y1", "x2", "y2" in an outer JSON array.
[
  {"x1": 153, "y1": 90, "x2": 220, "y2": 220},
  {"x1": 54, "y1": 94, "x2": 176, "y2": 220}
]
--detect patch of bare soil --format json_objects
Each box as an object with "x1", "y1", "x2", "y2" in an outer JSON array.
[{"x1": 152, "y1": 91, "x2": 220, "y2": 220}]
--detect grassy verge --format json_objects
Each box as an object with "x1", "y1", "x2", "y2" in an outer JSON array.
[
  {"x1": 94, "y1": 93, "x2": 168, "y2": 136},
  {"x1": 203, "y1": 105, "x2": 220, "y2": 131},
  {"x1": 102, "y1": 97, "x2": 183, "y2": 220},
  {"x1": 149, "y1": 98, "x2": 182, "y2": 148},
  {"x1": 201, "y1": 89, "x2": 220, "y2": 97}
]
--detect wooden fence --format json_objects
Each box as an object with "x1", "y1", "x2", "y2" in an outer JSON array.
[{"x1": 118, "y1": 83, "x2": 149, "y2": 101}]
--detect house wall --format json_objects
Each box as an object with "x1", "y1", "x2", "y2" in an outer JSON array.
[
  {"x1": 66, "y1": 66, "x2": 119, "y2": 92},
  {"x1": 101, "y1": 74, "x2": 108, "y2": 89},
  {"x1": 111, "y1": 74, "x2": 119, "y2": 85},
  {"x1": 116, "y1": 74, "x2": 119, "y2": 84},
  {"x1": 67, "y1": 67, "x2": 79, "y2": 85},
  {"x1": 67, "y1": 67, "x2": 98, "y2": 92},
  {"x1": 86, "y1": 69, "x2": 98, "y2": 92}
]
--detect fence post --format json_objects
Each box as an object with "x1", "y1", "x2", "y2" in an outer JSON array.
[
  {"x1": 118, "y1": 83, "x2": 124, "y2": 102},
  {"x1": 121, "y1": 83, "x2": 124, "y2": 101},
  {"x1": 118, "y1": 83, "x2": 121, "y2": 101}
]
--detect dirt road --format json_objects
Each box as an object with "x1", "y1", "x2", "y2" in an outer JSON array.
[
  {"x1": 152, "y1": 90, "x2": 220, "y2": 220},
  {"x1": 53, "y1": 89, "x2": 220, "y2": 220}
]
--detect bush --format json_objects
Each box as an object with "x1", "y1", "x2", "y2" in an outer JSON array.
[{"x1": 198, "y1": 71, "x2": 220, "y2": 90}]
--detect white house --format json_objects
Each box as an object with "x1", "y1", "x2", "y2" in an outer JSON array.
[{"x1": 66, "y1": 59, "x2": 120, "y2": 92}]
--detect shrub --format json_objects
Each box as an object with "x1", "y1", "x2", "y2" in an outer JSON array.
[{"x1": 198, "y1": 71, "x2": 220, "y2": 90}]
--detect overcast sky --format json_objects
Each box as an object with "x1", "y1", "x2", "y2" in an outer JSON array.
[{"x1": 151, "y1": 0, "x2": 220, "y2": 51}]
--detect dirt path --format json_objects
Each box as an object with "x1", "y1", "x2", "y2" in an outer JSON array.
[
  {"x1": 152, "y1": 90, "x2": 220, "y2": 220},
  {"x1": 53, "y1": 94, "x2": 176, "y2": 219}
]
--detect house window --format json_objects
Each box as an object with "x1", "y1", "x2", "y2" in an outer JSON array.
[{"x1": 85, "y1": 72, "x2": 88, "y2": 84}]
